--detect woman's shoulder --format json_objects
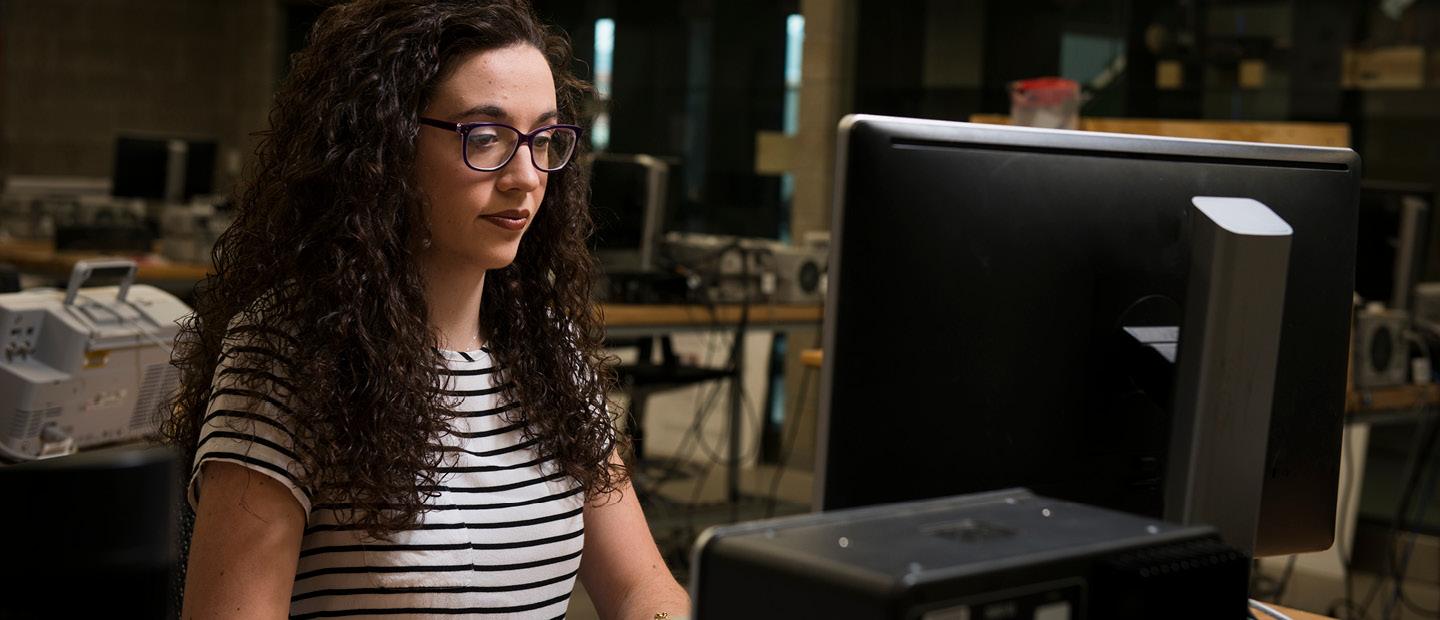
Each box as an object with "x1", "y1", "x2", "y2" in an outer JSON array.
[
  {"x1": 222, "y1": 287, "x2": 306, "y2": 343},
  {"x1": 213, "y1": 292, "x2": 311, "y2": 383}
]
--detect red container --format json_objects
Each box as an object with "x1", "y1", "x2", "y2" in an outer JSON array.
[{"x1": 1009, "y1": 77, "x2": 1083, "y2": 130}]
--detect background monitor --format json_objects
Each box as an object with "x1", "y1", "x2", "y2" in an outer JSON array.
[
  {"x1": 0, "y1": 444, "x2": 180, "y2": 616},
  {"x1": 1354, "y1": 180, "x2": 1432, "y2": 311},
  {"x1": 112, "y1": 135, "x2": 216, "y2": 202},
  {"x1": 816, "y1": 115, "x2": 1359, "y2": 557},
  {"x1": 589, "y1": 153, "x2": 670, "y2": 273}
]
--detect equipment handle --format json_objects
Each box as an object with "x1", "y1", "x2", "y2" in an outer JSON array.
[{"x1": 63, "y1": 259, "x2": 138, "y2": 306}]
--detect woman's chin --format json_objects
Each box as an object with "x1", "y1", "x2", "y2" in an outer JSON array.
[
  {"x1": 424, "y1": 239, "x2": 521, "y2": 272},
  {"x1": 470, "y1": 247, "x2": 520, "y2": 271}
]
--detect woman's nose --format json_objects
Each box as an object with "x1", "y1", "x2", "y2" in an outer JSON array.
[{"x1": 495, "y1": 144, "x2": 542, "y2": 192}]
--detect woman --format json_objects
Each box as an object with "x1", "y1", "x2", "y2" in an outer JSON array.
[{"x1": 162, "y1": 1, "x2": 690, "y2": 617}]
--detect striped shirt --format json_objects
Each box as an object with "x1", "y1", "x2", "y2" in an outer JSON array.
[{"x1": 188, "y1": 337, "x2": 585, "y2": 619}]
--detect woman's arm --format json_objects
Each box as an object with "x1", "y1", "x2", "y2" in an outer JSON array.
[
  {"x1": 578, "y1": 454, "x2": 691, "y2": 620},
  {"x1": 182, "y1": 462, "x2": 306, "y2": 619}
]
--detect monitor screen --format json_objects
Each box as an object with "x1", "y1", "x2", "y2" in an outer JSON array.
[
  {"x1": 0, "y1": 445, "x2": 180, "y2": 616},
  {"x1": 112, "y1": 135, "x2": 216, "y2": 202},
  {"x1": 817, "y1": 115, "x2": 1359, "y2": 557},
  {"x1": 588, "y1": 153, "x2": 670, "y2": 272},
  {"x1": 1354, "y1": 180, "x2": 1432, "y2": 309},
  {"x1": 590, "y1": 156, "x2": 654, "y2": 252}
]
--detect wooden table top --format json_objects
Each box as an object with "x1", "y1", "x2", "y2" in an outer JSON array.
[
  {"x1": 602, "y1": 303, "x2": 822, "y2": 328},
  {"x1": 1267, "y1": 603, "x2": 1336, "y2": 620},
  {"x1": 1347, "y1": 383, "x2": 1440, "y2": 413},
  {"x1": 0, "y1": 239, "x2": 210, "y2": 281}
]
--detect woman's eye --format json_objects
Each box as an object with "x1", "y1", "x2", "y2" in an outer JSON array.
[
  {"x1": 468, "y1": 132, "x2": 502, "y2": 148},
  {"x1": 532, "y1": 135, "x2": 552, "y2": 149}
]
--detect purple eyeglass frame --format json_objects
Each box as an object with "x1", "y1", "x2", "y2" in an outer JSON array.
[{"x1": 418, "y1": 117, "x2": 582, "y2": 172}]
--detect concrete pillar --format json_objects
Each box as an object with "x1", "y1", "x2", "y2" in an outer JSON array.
[
  {"x1": 790, "y1": 0, "x2": 855, "y2": 240},
  {"x1": 778, "y1": 0, "x2": 854, "y2": 479}
]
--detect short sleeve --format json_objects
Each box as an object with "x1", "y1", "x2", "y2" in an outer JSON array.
[{"x1": 187, "y1": 323, "x2": 314, "y2": 520}]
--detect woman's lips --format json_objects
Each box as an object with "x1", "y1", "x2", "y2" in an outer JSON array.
[{"x1": 480, "y1": 209, "x2": 529, "y2": 231}]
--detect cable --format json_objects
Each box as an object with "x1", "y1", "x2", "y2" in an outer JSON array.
[
  {"x1": 1356, "y1": 395, "x2": 1440, "y2": 620},
  {"x1": 626, "y1": 332, "x2": 733, "y2": 560},
  {"x1": 1355, "y1": 405, "x2": 1426, "y2": 618},
  {"x1": 650, "y1": 330, "x2": 742, "y2": 469},
  {"x1": 641, "y1": 327, "x2": 760, "y2": 492},
  {"x1": 690, "y1": 371, "x2": 738, "y2": 464},
  {"x1": 1272, "y1": 555, "x2": 1298, "y2": 604},
  {"x1": 639, "y1": 242, "x2": 788, "y2": 533},
  {"x1": 1382, "y1": 352, "x2": 1440, "y2": 620},
  {"x1": 723, "y1": 374, "x2": 771, "y2": 465},
  {"x1": 650, "y1": 373, "x2": 728, "y2": 486},
  {"x1": 1386, "y1": 413, "x2": 1440, "y2": 619},
  {"x1": 1366, "y1": 404, "x2": 1434, "y2": 619},
  {"x1": 652, "y1": 259, "x2": 736, "y2": 471},
  {"x1": 627, "y1": 293, "x2": 730, "y2": 498},
  {"x1": 1389, "y1": 330, "x2": 1440, "y2": 618},
  {"x1": 764, "y1": 363, "x2": 813, "y2": 518},
  {"x1": 1329, "y1": 426, "x2": 1358, "y2": 619},
  {"x1": 627, "y1": 356, "x2": 720, "y2": 497},
  {"x1": 642, "y1": 328, "x2": 745, "y2": 488},
  {"x1": 763, "y1": 325, "x2": 824, "y2": 518}
]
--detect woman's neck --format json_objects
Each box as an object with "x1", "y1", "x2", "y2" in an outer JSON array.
[{"x1": 419, "y1": 253, "x2": 487, "y2": 352}]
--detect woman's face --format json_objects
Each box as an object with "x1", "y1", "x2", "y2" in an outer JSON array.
[{"x1": 414, "y1": 43, "x2": 558, "y2": 271}]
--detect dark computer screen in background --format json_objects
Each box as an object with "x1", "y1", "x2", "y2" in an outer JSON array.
[
  {"x1": 112, "y1": 136, "x2": 216, "y2": 202},
  {"x1": 1354, "y1": 181, "x2": 1433, "y2": 309},
  {"x1": 590, "y1": 157, "x2": 652, "y2": 251},
  {"x1": 817, "y1": 115, "x2": 1358, "y2": 557},
  {"x1": 0, "y1": 445, "x2": 180, "y2": 617},
  {"x1": 588, "y1": 154, "x2": 671, "y2": 273}
]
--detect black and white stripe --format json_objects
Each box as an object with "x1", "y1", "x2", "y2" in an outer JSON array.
[{"x1": 189, "y1": 341, "x2": 586, "y2": 618}]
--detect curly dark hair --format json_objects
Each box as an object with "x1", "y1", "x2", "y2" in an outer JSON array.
[{"x1": 161, "y1": 0, "x2": 624, "y2": 539}]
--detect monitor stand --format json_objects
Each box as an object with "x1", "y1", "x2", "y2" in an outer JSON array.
[{"x1": 1164, "y1": 196, "x2": 1293, "y2": 557}]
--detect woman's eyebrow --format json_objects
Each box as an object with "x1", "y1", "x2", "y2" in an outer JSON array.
[
  {"x1": 455, "y1": 104, "x2": 559, "y2": 126},
  {"x1": 456, "y1": 103, "x2": 508, "y2": 120}
]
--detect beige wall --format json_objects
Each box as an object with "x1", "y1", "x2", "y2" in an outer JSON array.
[{"x1": 1, "y1": 0, "x2": 280, "y2": 194}]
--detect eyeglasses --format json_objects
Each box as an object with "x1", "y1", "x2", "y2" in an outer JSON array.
[{"x1": 419, "y1": 118, "x2": 581, "y2": 172}]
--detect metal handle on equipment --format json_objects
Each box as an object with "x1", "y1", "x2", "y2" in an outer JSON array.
[{"x1": 63, "y1": 259, "x2": 138, "y2": 306}]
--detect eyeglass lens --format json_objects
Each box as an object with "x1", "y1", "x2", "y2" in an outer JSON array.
[{"x1": 464, "y1": 125, "x2": 578, "y2": 171}]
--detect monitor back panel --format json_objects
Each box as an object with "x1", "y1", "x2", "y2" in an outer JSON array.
[{"x1": 818, "y1": 116, "x2": 1360, "y2": 556}]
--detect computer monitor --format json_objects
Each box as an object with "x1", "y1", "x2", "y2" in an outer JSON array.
[
  {"x1": 589, "y1": 153, "x2": 670, "y2": 272},
  {"x1": 1354, "y1": 180, "x2": 1432, "y2": 311},
  {"x1": 0, "y1": 444, "x2": 180, "y2": 616},
  {"x1": 112, "y1": 135, "x2": 216, "y2": 203},
  {"x1": 816, "y1": 115, "x2": 1359, "y2": 557}
]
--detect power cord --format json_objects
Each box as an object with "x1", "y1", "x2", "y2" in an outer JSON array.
[
  {"x1": 1381, "y1": 333, "x2": 1440, "y2": 620},
  {"x1": 1385, "y1": 411, "x2": 1440, "y2": 619},
  {"x1": 1328, "y1": 426, "x2": 1363, "y2": 619},
  {"x1": 1271, "y1": 556, "x2": 1298, "y2": 604},
  {"x1": 635, "y1": 241, "x2": 795, "y2": 541},
  {"x1": 1353, "y1": 397, "x2": 1440, "y2": 620},
  {"x1": 760, "y1": 323, "x2": 824, "y2": 518},
  {"x1": 763, "y1": 361, "x2": 814, "y2": 518}
]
